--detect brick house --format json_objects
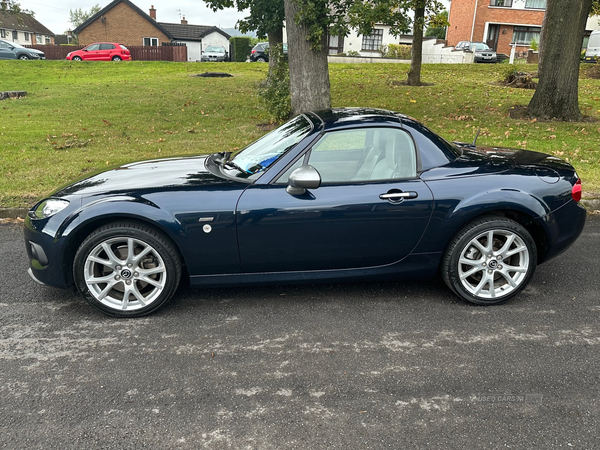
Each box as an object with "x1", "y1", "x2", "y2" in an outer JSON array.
[
  {"x1": 0, "y1": 8, "x2": 54, "y2": 45},
  {"x1": 73, "y1": 0, "x2": 231, "y2": 61},
  {"x1": 447, "y1": 0, "x2": 547, "y2": 55}
]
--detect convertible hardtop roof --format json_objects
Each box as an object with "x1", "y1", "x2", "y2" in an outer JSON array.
[{"x1": 307, "y1": 108, "x2": 408, "y2": 131}]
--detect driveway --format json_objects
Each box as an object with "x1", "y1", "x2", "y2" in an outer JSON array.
[{"x1": 1, "y1": 216, "x2": 599, "y2": 449}]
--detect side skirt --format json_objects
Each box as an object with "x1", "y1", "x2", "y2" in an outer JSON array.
[{"x1": 189, "y1": 253, "x2": 442, "y2": 288}]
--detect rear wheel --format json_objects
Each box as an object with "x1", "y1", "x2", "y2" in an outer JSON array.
[
  {"x1": 112, "y1": 56, "x2": 122, "y2": 61},
  {"x1": 73, "y1": 222, "x2": 181, "y2": 317},
  {"x1": 442, "y1": 216, "x2": 537, "y2": 305},
  {"x1": 72, "y1": 56, "x2": 82, "y2": 61},
  {"x1": 256, "y1": 56, "x2": 266, "y2": 62}
]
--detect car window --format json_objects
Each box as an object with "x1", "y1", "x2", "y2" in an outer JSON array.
[
  {"x1": 227, "y1": 115, "x2": 312, "y2": 179},
  {"x1": 119, "y1": 44, "x2": 128, "y2": 50},
  {"x1": 304, "y1": 128, "x2": 417, "y2": 183},
  {"x1": 100, "y1": 44, "x2": 115, "y2": 50},
  {"x1": 472, "y1": 43, "x2": 490, "y2": 51},
  {"x1": 86, "y1": 44, "x2": 100, "y2": 51}
]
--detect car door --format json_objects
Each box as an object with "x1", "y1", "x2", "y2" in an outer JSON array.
[
  {"x1": 83, "y1": 44, "x2": 100, "y2": 60},
  {"x1": 236, "y1": 127, "x2": 434, "y2": 273},
  {"x1": 99, "y1": 43, "x2": 115, "y2": 60},
  {"x1": 0, "y1": 41, "x2": 16, "y2": 59}
]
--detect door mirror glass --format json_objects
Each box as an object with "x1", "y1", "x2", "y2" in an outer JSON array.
[{"x1": 286, "y1": 165, "x2": 321, "y2": 195}]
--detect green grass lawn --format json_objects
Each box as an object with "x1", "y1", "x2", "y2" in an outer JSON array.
[{"x1": 1, "y1": 60, "x2": 599, "y2": 208}]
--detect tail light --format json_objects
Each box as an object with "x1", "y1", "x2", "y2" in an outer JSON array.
[
  {"x1": 251, "y1": 49, "x2": 256, "y2": 54},
  {"x1": 572, "y1": 178, "x2": 582, "y2": 202}
]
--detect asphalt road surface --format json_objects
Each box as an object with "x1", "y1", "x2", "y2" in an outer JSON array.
[{"x1": 1, "y1": 216, "x2": 599, "y2": 449}]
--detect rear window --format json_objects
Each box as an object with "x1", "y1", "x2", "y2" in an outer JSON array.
[{"x1": 119, "y1": 45, "x2": 128, "y2": 50}]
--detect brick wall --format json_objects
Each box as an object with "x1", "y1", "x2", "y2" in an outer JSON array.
[
  {"x1": 447, "y1": 0, "x2": 545, "y2": 55},
  {"x1": 78, "y1": 2, "x2": 169, "y2": 47},
  {"x1": 447, "y1": 0, "x2": 477, "y2": 46}
]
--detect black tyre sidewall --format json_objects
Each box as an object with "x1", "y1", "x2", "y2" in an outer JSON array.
[
  {"x1": 442, "y1": 217, "x2": 537, "y2": 305},
  {"x1": 73, "y1": 222, "x2": 181, "y2": 317}
]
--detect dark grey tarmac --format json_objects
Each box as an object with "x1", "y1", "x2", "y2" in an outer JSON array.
[{"x1": 1, "y1": 216, "x2": 599, "y2": 449}]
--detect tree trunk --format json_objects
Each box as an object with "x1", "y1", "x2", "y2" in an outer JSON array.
[
  {"x1": 527, "y1": 0, "x2": 592, "y2": 121},
  {"x1": 406, "y1": 3, "x2": 425, "y2": 86},
  {"x1": 267, "y1": 27, "x2": 284, "y2": 74},
  {"x1": 283, "y1": 0, "x2": 331, "y2": 116}
]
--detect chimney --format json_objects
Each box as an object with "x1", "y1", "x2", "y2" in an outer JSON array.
[
  {"x1": 149, "y1": 5, "x2": 156, "y2": 20},
  {"x1": 181, "y1": 16, "x2": 188, "y2": 25}
]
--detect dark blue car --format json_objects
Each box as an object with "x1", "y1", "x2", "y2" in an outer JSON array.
[{"x1": 25, "y1": 108, "x2": 586, "y2": 317}]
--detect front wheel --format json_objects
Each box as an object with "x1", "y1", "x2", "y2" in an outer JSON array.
[
  {"x1": 19, "y1": 54, "x2": 29, "y2": 60},
  {"x1": 73, "y1": 222, "x2": 181, "y2": 317},
  {"x1": 442, "y1": 216, "x2": 537, "y2": 305},
  {"x1": 72, "y1": 56, "x2": 82, "y2": 61}
]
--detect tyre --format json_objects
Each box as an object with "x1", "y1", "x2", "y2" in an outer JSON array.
[
  {"x1": 19, "y1": 54, "x2": 29, "y2": 60},
  {"x1": 73, "y1": 56, "x2": 82, "y2": 61},
  {"x1": 442, "y1": 216, "x2": 537, "y2": 305},
  {"x1": 73, "y1": 222, "x2": 181, "y2": 317},
  {"x1": 256, "y1": 56, "x2": 266, "y2": 62},
  {"x1": 112, "y1": 56, "x2": 122, "y2": 61}
]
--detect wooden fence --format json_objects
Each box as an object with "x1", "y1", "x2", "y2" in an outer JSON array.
[{"x1": 26, "y1": 45, "x2": 187, "y2": 62}]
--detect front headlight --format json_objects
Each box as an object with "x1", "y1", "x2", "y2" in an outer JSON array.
[
  {"x1": 67, "y1": 52, "x2": 72, "y2": 57},
  {"x1": 31, "y1": 198, "x2": 70, "y2": 219}
]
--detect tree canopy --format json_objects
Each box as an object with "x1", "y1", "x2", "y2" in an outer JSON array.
[
  {"x1": 1, "y1": 0, "x2": 34, "y2": 16},
  {"x1": 68, "y1": 4, "x2": 101, "y2": 29}
]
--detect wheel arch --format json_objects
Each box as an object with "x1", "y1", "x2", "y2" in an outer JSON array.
[
  {"x1": 62, "y1": 211, "x2": 189, "y2": 288},
  {"x1": 438, "y1": 208, "x2": 549, "y2": 271}
]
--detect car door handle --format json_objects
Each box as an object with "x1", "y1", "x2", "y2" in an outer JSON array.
[{"x1": 379, "y1": 191, "x2": 418, "y2": 200}]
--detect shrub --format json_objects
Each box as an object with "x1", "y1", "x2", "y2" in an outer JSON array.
[
  {"x1": 347, "y1": 50, "x2": 360, "y2": 57},
  {"x1": 530, "y1": 39, "x2": 539, "y2": 51},
  {"x1": 586, "y1": 63, "x2": 600, "y2": 79},
  {"x1": 230, "y1": 36, "x2": 252, "y2": 62},
  {"x1": 256, "y1": 45, "x2": 291, "y2": 123},
  {"x1": 384, "y1": 44, "x2": 411, "y2": 59}
]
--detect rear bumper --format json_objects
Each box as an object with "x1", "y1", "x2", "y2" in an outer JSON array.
[{"x1": 541, "y1": 200, "x2": 587, "y2": 263}]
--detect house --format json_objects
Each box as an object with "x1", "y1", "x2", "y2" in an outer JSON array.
[
  {"x1": 447, "y1": 0, "x2": 599, "y2": 56},
  {"x1": 73, "y1": 0, "x2": 231, "y2": 61},
  {"x1": 327, "y1": 26, "x2": 413, "y2": 56},
  {"x1": 0, "y1": 8, "x2": 54, "y2": 45},
  {"x1": 158, "y1": 20, "x2": 231, "y2": 61}
]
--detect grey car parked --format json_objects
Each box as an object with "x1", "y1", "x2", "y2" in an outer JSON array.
[{"x1": 0, "y1": 39, "x2": 45, "y2": 60}]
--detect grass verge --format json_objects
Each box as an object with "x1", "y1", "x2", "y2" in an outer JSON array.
[{"x1": 1, "y1": 60, "x2": 599, "y2": 208}]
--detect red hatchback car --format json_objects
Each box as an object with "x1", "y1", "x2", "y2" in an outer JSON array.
[{"x1": 66, "y1": 42, "x2": 132, "y2": 61}]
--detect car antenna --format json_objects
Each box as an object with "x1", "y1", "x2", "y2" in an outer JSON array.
[{"x1": 471, "y1": 128, "x2": 481, "y2": 148}]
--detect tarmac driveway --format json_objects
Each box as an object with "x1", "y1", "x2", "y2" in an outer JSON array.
[{"x1": 1, "y1": 216, "x2": 599, "y2": 449}]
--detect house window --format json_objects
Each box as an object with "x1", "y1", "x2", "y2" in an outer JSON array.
[
  {"x1": 12, "y1": 30, "x2": 18, "y2": 40},
  {"x1": 525, "y1": 0, "x2": 546, "y2": 8},
  {"x1": 490, "y1": 0, "x2": 513, "y2": 6},
  {"x1": 45, "y1": 37, "x2": 50, "y2": 44},
  {"x1": 24, "y1": 32, "x2": 30, "y2": 41},
  {"x1": 143, "y1": 37, "x2": 158, "y2": 46},
  {"x1": 361, "y1": 29, "x2": 383, "y2": 51},
  {"x1": 1, "y1": 29, "x2": 6, "y2": 38},
  {"x1": 512, "y1": 26, "x2": 541, "y2": 45}
]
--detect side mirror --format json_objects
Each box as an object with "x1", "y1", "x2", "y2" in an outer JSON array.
[{"x1": 286, "y1": 165, "x2": 321, "y2": 195}]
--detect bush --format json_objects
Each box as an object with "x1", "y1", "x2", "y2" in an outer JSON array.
[
  {"x1": 380, "y1": 43, "x2": 411, "y2": 59},
  {"x1": 230, "y1": 36, "x2": 252, "y2": 62},
  {"x1": 346, "y1": 50, "x2": 360, "y2": 57},
  {"x1": 585, "y1": 63, "x2": 600, "y2": 79},
  {"x1": 256, "y1": 45, "x2": 290, "y2": 123}
]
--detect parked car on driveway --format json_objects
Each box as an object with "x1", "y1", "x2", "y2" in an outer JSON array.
[
  {"x1": 66, "y1": 42, "x2": 131, "y2": 61},
  {"x1": 201, "y1": 45, "x2": 228, "y2": 62},
  {"x1": 0, "y1": 39, "x2": 45, "y2": 59},
  {"x1": 584, "y1": 30, "x2": 600, "y2": 62},
  {"x1": 250, "y1": 42, "x2": 288, "y2": 62},
  {"x1": 455, "y1": 41, "x2": 497, "y2": 63},
  {"x1": 24, "y1": 108, "x2": 586, "y2": 317}
]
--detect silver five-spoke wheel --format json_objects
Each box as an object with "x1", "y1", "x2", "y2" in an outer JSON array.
[
  {"x1": 74, "y1": 222, "x2": 181, "y2": 317},
  {"x1": 442, "y1": 216, "x2": 537, "y2": 305}
]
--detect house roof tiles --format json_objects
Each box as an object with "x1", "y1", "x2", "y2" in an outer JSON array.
[{"x1": 0, "y1": 10, "x2": 54, "y2": 35}]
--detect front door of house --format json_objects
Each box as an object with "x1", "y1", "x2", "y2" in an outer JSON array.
[{"x1": 487, "y1": 25, "x2": 500, "y2": 52}]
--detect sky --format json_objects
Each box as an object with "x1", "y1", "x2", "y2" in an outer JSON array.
[
  {"x1": 18, "y1": 0, "x2": 451, "y2": 36},
  {"x1": 18, "y1": 0, "x2": 249, "y2": 34}
]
